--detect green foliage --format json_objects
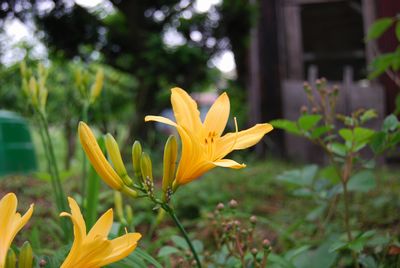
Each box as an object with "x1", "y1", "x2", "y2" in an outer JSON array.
[{"x1": 366, "y1": 18, "x2": 393, "y2": 41}]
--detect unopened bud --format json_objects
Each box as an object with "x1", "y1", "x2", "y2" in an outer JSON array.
[
  {"x1": 162, "y1": 136, "x2": 178, "y2": 197},
  {"x1": 90, "y1": 68, "x2": 104, "y2": 104},
  {"x1": 132, "y1": 141, "x2": 142, "y2": 178},
  {"x1": 311, "y1": 107, "x2": 319, "y2": 114},
  {"x1": 39, "y1": 259, "x2": 47, "y2": 267},
  {"x1": 28, "y1": 77, "x2": 38, "y2": 106},
  {"x1": 303, "y1": 82, "x2": 312, "y2": 93},
  {"x1": 114, "y1": 191, "x2": 125, "y2": 222},
  {"x1": 105, "y1": 134, "x2": 133, "y2": 186},
  {"x1": 20, "y1": 62, "x2": 27, "y2": 78},
  {"x1": 140, "y1": 152, "x2": 153, "y2": 182},
  {"x1": 216, "y1": 203, "x2": 225, "y2": 210},
  {"x1": 300, "y1": 105, "x2": 308, "y2": 114},
  {"x1": 251, "y1": 248, "x2": 258, "y2": 256},
  {"x1": 5, "y1": 248, "x2": 16, "y2": 268},
  {"x1": 125, "y1": 205, "x2": 133, "y2": 225},
  {"x1": 229, "y1": 199, "x2": 238, "y2": 209},
  {"x1": 250, "y1": 215, "x2": 257, "y2": 224},
  {"x1": 18, "y1": 241, "x2": 33, "y2": 268}
]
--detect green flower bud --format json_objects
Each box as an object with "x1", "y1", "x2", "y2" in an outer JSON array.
[
  {"x1": 105, "y1": 134, "x2": 133, "y2": 186},
  {"x1": 140, "y1": 152, "x2": 153, "y2": 182},
  {"x1": 18, "y1": 241, "x2": 33, "y2": 268},
  {"x1": 5, "y1": 248, "x2": 16, "y2": 268},
  {"x1": 89, "y1": 68, "x2": 104, "y2": 104},
  {"x1": 162, "y1": 136, "x2": 178, "y2": 197},
  {"x1": 132, "y1": 141, "x2": 142, "y2": 178}
]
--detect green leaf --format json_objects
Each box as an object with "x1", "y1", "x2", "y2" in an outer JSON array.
[
  {"x1": 171, "y1": 235, "x2": 189, "y2": 250},
  {"x1": 339, "y1": 129, "x2": 352, "y2": 141},
  {"x1": 383, "y1": 114, "x2": 399, "y2": 132},
  {"x1": 157, "y1": 246, "x2": 180, "y2": 257},
  {"x1": 360, "y1": 109, "x2": 377, "y2": 123},
  {"x1": 396, "y1": 21, "x2": 400, "y2": 42},
  {"x1": 277, "y1": 165, "x2": 318, "y2": 187},
  {"x1": 368, "y1": 53, "x2": 397, "y2": 79},
  {"x1": 311, "y1": 125, "x2": 333, "y2": 139},
  {"x1": 347, "y1": 170, "x2": 376, "y2": 193},
  {"x1": 270, "y1": 119, "x2": 301, "y2": 135},
  {"x1": 329, "y1": 142, "x2": 347, "y2": 157},
  {"x1": 370, "y1": 131, "x2": 387, "y2": 153},
  {"x1": 298, "y1": 114, "x2": 322, "y2": 131},
  {"x1": 293, "y1": 237, "x2": 338, "y2": 268},
  {"x1": 353, "y1": 127, "x2": 375, "y2": 144},
  {"x1": 366, "y1": 17, "x2": 393, "y2": 40}
]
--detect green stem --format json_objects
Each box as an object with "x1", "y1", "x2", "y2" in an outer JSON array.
[
  {"x1": 38, "y1": 111, "x2": 71, "y2": 240},
  {"x1": 162, "y1": 204, "x2": 202, "y2": 268}
]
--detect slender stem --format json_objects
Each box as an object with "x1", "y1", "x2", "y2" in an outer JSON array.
[
  {"x1": 162, "y1": 204, "x2": 202, "y2": 268},
  {"x1": 37, "y1": 111, "x2": 71, "y2": 240}
]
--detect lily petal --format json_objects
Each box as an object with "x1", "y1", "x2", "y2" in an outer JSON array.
[
  {"x1": 213, "y1": 159, "x2": 246, "y2": 169},
  {"x1": 87, "y1": 209, "x2": 113, "y2": 240},
  {"x1": 216, "y1": 123, "x2": 273, "y2": 159},
  {"x1": 144, "y1": 115, "x2": 177, "y2": 127},
  {"x1": 98, "y1": 233, "x2": 142, "y2": 266},
  {"x1": 203, "y1": 92, "x2": 230, "y2": 138},
  {"x1": 171, "y1": 87, "x2": 203, "y2": 133}
]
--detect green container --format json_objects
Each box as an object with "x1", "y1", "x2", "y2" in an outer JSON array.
[{"x1": 0, "y1": 110, "x2": 37, "y2": 176}]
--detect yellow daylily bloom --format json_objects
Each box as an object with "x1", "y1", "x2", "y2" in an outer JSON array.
[
  {"x1": 145, "y1": 87, "x2": 273, "y2": 187},
  {"x1": 0, "y1": 193, "x2": 34, "y2": 268},
  {"x1": 60, "y1": 197, "x2": 141, "y2": 268}
]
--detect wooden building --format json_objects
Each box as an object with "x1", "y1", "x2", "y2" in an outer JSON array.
[{"x1": 248, "y1": 0, "x2": 399, "y2": 160}]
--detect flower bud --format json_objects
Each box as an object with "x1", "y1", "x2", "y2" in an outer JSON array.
[
  {"x1": 18, "y1": 241, "x2": 33, "y2": 268},
  {"x1": 5, "y1": 248, "x2": 16, "y2": 268},
  {"x1": 20, "y1": 61, "x2": 27, "y2": 78},
  {"x1": 105, "y1": 134, "x2": 133, "y2": 186},
  {"x1": 132, "y1": 141, "x2": 142, "y2": 178},
  {"x1": 216, "y1": 203, "x2": 225, "y2": 210},
  {"x1": 125, "y1": 205, "x2": 133, "y2": 225},
  {"x1": 28, "y1": 77, "x2": 38, "y2": 107},
  {"x1": 250, "y1": 215, "x2": 257, "y2": 225},
  {"x1": 140, "y1": 152, "x2": 153, "y2": 183},
  {"x1": 79, "y1": 122, "x2": 125, "y2": 191},
  {"x1": 162, "y1": 135, "x2": 178, "y2": 196},
  {"x1": 89, "y1": 68, "x2": 104, "y2": 104},
  {"x1": 114, "y1": 191, "x2": 125, "y2": 223},
  {"x1": 229, "y1": 199, "x2": 238, "y2": 209}
]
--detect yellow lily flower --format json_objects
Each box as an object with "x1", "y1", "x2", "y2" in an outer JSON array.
[
  {"x1": 145, "y1": 87, "x2": 273, "y2": 187},
  {"x1": 0, "y1": 193, "x2": 34, "y2": 268},
  {"x1": 60, "y1": 197, "x2": 141, "y2": 268}
]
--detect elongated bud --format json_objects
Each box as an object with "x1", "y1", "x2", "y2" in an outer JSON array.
[
  {"x1": 114, "y1": 191, "x2": 126, "y2": 224},
  {"x1": 105, "y1": 134, "x2": 133, "y2": 186},
  {"x1": 20, "y1": 62, "x2": 27, "y2": 78},
  {"x1": 78, "y1": 122, "x2": 124, "y2": 190},
  {"x1": 140, "y1": 152, "x2": 153, "y2": 182},
  {"x1": 18, "y1": 241, "x2": 33, "y2": 268},
  {"x1": 140, "y1": 152, "x2": 154, "y2": 195},
  {"x1": 162, "y1": 136, "x2": 177, "y2": 201},
  {"x1": 28, "y1": 77, "x2": 38, "y2": 107},
  {"x1": 39, "y1": 87, "x2": 48, "y2": 111},
  {"x1": 132, "y1": 141, "x2": 142, "y2": 178},
  {"x1": 22, "y1": 78, "x2": 29, "y2": 97},
  {"x1": 125, "y1": 205, "x2": 133, "y2": 225},
  {"x1": 90, "y1": 68, "x2": 104, "y2": 104},
  {"x1": 5, "y1": 248, "x2": 16, "y2": 268}
]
